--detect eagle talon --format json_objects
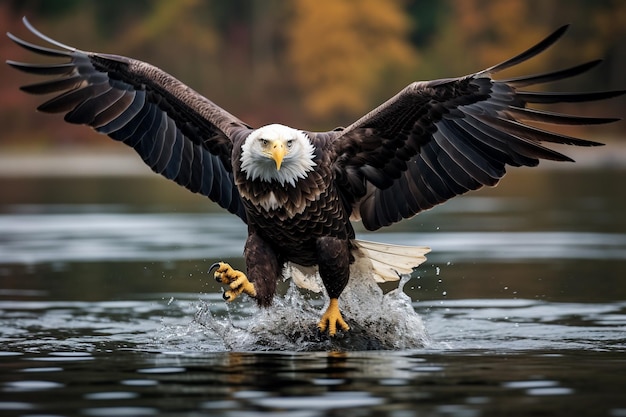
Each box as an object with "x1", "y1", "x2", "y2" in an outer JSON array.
[
  {"x1": 317, "y1": 298, "x2": 350, "y2": 336},
  {"x1": 211, "y1": 261, "x2": 256, "y2": 301}
]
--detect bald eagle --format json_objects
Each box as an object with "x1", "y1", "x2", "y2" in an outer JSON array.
[{"x1": 7, "y1": 18, "x2": 624, "y2": 335}]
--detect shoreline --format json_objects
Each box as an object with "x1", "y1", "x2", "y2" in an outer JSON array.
[{"x1": 0, "y1": 142, "x2": 625, "y2": 177}]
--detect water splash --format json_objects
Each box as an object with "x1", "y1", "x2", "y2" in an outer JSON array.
[{"x1": 194, "y1": 271, "x2": 430, "y2": 351}]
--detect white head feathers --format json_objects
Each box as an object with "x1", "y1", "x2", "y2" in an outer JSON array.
[{"x1": 240, "y1": 124, "x2": 317, "y2": 186}]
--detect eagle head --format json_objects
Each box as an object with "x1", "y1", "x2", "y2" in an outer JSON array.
[{"x1": 240, "y1": 124, "x2": 316, "y2": 186}]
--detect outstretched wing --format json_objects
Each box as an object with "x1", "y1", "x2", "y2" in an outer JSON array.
[
  {"x1": 332, "y1": 25, "x2": 624, "y2": 231},
  {"x1": 7, "y1": 17, "x2": 249, "y2": 222}
]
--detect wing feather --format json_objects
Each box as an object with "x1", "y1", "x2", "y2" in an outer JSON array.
[
  {"x1": 7, "y1": 17, "x2": 248, "y2": 221},
  {"x1": 436, "y1": 120, "x2": 500, "y2": 185},
  {"x1": 499, "y1": 60, "x2": 602, "y2": 87},
  {"x1": 163, "y1": 129, "x2": 185, "y2": 180},
  {"x1": 98, "y1": 90, "x2": 144, "y2": 134},
  {"x1": 332, "y1": 25, "x2": 623, "y2": 231},
  {"x1": 5, "y1": 61, "x2": 76, "y2": 75},
  {"x1": 407, "y1": 160, "x2": 443, "y2": 210},
  {"x1": 20, "y1": 75, "x2": 87, "y2": 94},
  {"x1": 154, "y1": 117, "x2": 177, "y2": 174}
]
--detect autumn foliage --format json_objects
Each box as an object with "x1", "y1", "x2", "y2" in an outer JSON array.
[
  {"x1": 286, "y1": 0, "x2": 417, "y2": 121},
  {"x1": 1, "y1": 0, "x2": 624, "y2": 148}
]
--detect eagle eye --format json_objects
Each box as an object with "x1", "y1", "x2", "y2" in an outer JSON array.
[
  {"x1": 287, "y1": 139, "x2": 294, "y2": 148},
  {"x1": 260, "y1": 138, "x2": 268, "y2": 146}
]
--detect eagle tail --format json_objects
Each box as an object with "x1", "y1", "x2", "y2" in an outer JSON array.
[
  {"x1": 352, "y1": 239, "x2": 430, "y2": 282},
  {"x1": 286, "y1": 240, "x2": 430, "y2": 293}
]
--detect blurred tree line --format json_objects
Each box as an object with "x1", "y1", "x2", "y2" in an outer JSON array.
[{"x1": 1, "y1": 0, "x2": 624, "y2": 148}]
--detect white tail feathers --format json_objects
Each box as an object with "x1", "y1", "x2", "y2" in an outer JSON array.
[
  {"x1": 287, "y1": 239, "x2": 430, "y2": 292},
  {"x1": 353, "y1": 239, "x2": 430, "y2": 282}
]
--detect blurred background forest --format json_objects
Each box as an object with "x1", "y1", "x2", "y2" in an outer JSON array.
[{"x1": 1, "y1": 0, "x2": 625, "y2": 151}]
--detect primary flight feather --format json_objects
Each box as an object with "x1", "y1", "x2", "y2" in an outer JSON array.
[{"x1": 7, "y1": 18, "x2": 623, "y2": 335}]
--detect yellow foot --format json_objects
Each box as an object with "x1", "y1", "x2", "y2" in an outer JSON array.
[
  {"x1": 317, "y1": 298, "x2": 350, "y2": 336},
  {"x1": 210, "y1": 262, "x2": 256, "y2": 302}
]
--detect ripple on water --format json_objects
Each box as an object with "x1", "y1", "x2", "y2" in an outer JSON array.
[
  {"x1": 82, "y1": 407, "x2": 158, "y2": 416},
  {"x1": 250, "y1": 392, "x2": 385, "y2": 410},
  {"x1": 136, "y1": 367, "x2": 186, "y2": 374},
  {"x1": 4, "y1": 380, "x2": 64, "y2": 391}
]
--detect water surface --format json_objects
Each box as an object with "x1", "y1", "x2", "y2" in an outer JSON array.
[{"x1": 1, "y1": 160, "x2": 625, "y2": 416}]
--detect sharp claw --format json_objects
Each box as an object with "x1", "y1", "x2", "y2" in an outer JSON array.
[
  {"x1": 209, "y1": 262, "x2": 221, "y2": 282},
  {"x1": 222, "y1": 292, "x2": 231, "y2": 301}
]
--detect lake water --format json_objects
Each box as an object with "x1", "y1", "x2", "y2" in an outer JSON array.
[{"x1": 0, "y1": 154, "x2": 625, "y2": 416}]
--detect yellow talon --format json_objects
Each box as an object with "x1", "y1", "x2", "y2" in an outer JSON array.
[
  {"x1": 317, "y1": 298, "x2": 350, "y2": 336},
  {"x1": 210, "y1": 262, "x2": 256, "y2": 301}
]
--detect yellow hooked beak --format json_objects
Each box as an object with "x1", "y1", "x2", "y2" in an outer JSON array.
[{"x1": 270, "y1": 140, "x2": 286, "y2": 170}]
